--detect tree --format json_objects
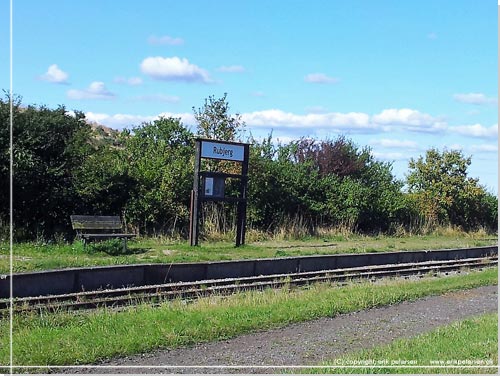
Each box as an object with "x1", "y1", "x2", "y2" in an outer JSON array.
[
  {"x1": 73, "y1": 130, "x2": 135, "y2": 218},
  {"x1": 406, "y1": 148, "x2": 497, "y2": 230},
  {"x1": 193, "y1": 94, "x2": 246, "y2": 235},
  {"x1": 294, "y1": 136, "x2": 370, "y2": 178},
  {"x1": 248, "y1": 138, "x2": 324, "y2": 231},
  {"x1": 248, "y1": 134, "x2": 406, "y2": 234},
  {"x1": 124, "y1": 117, "x2": 194, "y2": 235},
  {"x1": 1, "y1": 97, "x2": 93, "y2": 239},
  {"x1": 193, "y1": 93, "x2": 245, "y2": 142},
  {"x1": 0, "y1": 94, "x2": 13, "y2": 236}
]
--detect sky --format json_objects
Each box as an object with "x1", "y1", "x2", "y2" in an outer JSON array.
[{"x1": 2, "y1": 0, "x2": 498, "y2": 194}]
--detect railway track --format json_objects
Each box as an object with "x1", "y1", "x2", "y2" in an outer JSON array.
[{"x1": 1, "y1": 256, "x2": 496, "y2": 315}]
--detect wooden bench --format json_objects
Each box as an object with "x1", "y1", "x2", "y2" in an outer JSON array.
[{"x1": 70, "y1": 215, "x2": 136, "y2": 252}]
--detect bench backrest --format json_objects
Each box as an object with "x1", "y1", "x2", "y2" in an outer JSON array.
[{"x1": 70, "y1": 215, "x2": 123, "y2": 233}]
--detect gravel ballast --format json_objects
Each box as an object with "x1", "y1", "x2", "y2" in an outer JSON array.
[{"x1": 62, "y1": 284, "x2": 498, "y2": 374}]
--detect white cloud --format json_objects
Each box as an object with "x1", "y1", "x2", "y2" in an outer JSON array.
[
  {"x1": 241, "y1": 109, "x2": 373, "y2": 132},
  {"x1": 453, "y1": 93, "x2": 497, "y2": 105},
  {"x1": 442, "y1": 143, "x2": 498, "y2": 154},
  {"x1": 369, "y1": 138, "x2": 420, "y2": 150},
  {"x1": 470, "y1": 144, "x2": 498, "y2": 153},
  {"x1": 242, "y1": 108, "x2": 486, "y2": 136},
  {"x1": 39, "y1": 64, "x2": 69, "y2": 84},
  {"x1": 466, "y1": 109, "x2": 481, "y2": 115},
  {"x1": 85, "y1": 112, "x2": 155, "y2": 127},
  {"x1": 446, "y1": 144, "x2": 463, "y2": 151},
  {"x1": 304, "y1": 73, "x2": 338, "y2": 84},
  {"x1": 148, "y1": 35, "x2": 184, "y2": 45},
  {"x1": 67, "y1": 82, "x2": 115, "y2": 100},
  {"x1": 114, "y1": 76, "x2": 143, "y2": 85},
  {"x1": 449, "y1": 123, "x2": 498, "y2": 138},
  {"x1": 82, "y1": 107, "x2": 499, "y2": 148},
  {"x1": 84, "y1": 111, "x2": 195, "y2": 129},
  {"x1": 372, "y1": 108, "x2": 446, "y2": 133},
  {"x1": 372, "y1": 108, "x2": 432, "y2": 126},
  {"x1": 217, "y1": 65, "x2": 245, "y2": 73},
  {"x1": 130, "y1": 94, "x2": 180, "y2": 103},
  {"x1": 140, "y1": 56, "x2": 212, "y2": 83},
  {"x1": 371, "y1": 151, "x2": 409, "y2": 161}
]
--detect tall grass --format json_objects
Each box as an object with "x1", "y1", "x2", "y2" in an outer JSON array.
[
  {"x1": 199, "y1": 211, "x2": 497, "y2": 243},
  {"x1": 248, "y1": 218, "x2": 495, "y2": 243},
  {"x1": 0, "y1": 218, "x2": 8, "y2": 243}
]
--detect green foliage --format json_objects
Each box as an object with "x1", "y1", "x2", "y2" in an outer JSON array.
[
  {"x1": 2, "y1": 95, "x2": 497, "y2": 241},
  {"x1": 247, "y1": 137, "x2": 319, "y2": 230},
  {"x1": 124, "y1": 117, "x2": 194, "y2": 235},
  {"x1": 193, "y1": 93, "x2": 247, "y2": 233},
  {"x1": 407, "y1": 148, "x2": 497, "y2": 231},
  {"x1": 0, "y1": 94, "x2": 11, "y2": 226},
  {"x1": 248, "y1": 135, "x2": 407, "y2": 233},
  {"x1": 193, "y1": 93, "x2": 245, "y2": 141},
  {"x1": 73, "y1": 130, "x2": 134, "y2": 216},
  {"x1": 1, "y1": 96, "x2": 92, "y2": 240}
]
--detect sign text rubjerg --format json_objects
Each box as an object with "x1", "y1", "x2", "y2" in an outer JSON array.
[{"x1": 200, "y1": 141, "x2": 245, "y2": 161}]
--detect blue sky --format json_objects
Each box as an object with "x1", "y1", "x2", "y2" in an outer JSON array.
[{"x1": 2, "y1": 0, "x2": 498, "y2": 193}]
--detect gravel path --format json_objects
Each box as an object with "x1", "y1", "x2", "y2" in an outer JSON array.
[{"x1": 63, "y1": 284, "x2": 498, "y2": 374}]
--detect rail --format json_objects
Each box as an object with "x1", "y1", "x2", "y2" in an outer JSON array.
[{"x1": 1, "y1": 255, "x2": 496, "y2": 315}]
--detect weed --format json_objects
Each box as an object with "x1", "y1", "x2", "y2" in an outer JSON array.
[{"x1": 275, "y1": 249, "x2": 291, "y2": 257}]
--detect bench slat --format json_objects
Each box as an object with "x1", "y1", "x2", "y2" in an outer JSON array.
[
  {"x1": 81, "y1": 234, "x2": 136, "y2": 239},
  {"x1": 70, "y1": 215, "x2": 121, "y2": 222},
  {"x1": 72, "y1": 223, "x2": 122, "y2": 230},
  {"x1": 70, "y1": 215, "x2": 122, "y2": 230}
]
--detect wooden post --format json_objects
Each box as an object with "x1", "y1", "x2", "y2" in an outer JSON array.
[
  {"x1": 236, "y1": 144, "x2": 249, "y2": 247},
  {"x1": 189, "y1": 140, "x2": 201, "y2": 246},
  {"x1": 188, "y1": 189, "x2": 195, "y2": 244}
]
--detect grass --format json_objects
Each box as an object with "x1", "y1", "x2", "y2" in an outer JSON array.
[
  {"x1": 1, "y1": 230, "x2": 497, "y2": 273},
  {"x1": 303, "y1": 313, "x2": 497, "y2": 374},
  {"x1": 0, "y1": 267, "x2": 496, "y2": 368}
]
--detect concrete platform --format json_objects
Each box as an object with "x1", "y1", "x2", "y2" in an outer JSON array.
[{"x1": 0, "y1": 245, "x2": 497, "y2": 298}]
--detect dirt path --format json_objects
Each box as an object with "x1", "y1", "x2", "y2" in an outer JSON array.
[{"x1": 62, "y1": 284, "x2": 498, "y2": 374}]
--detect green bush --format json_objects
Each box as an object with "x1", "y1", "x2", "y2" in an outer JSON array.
[
  {"x1": 2, "y1": 95, "x2": 497, "y2": 241},
  {"x1": 1, "y1": 96, "x2": 92, "y2": 240},
  {"x1": 407, "y1": 148, "x2": 498, "y2": 231}
]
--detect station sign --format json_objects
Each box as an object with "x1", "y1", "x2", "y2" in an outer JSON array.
[
  {"x1": 200, "y1": 140, "x2": 245, "y2": 162},
  {"x1": 190, "y1": 138, "x2": 250, "y2": 247}
]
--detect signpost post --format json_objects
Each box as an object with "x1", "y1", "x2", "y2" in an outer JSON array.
[{"x1": 189, "y1": 138, "x2": 250, "y2": 247}]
